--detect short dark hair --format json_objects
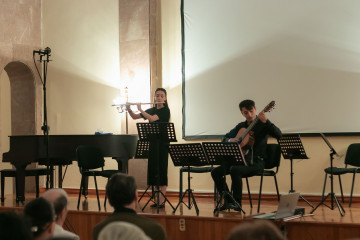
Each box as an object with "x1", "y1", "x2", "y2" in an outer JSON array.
[
  {"x1": 227, "y1": 220, "x2": 284, "y2": 240},
  {"x1": 106, "y1": 173, "x2": 137, "y2": 209},
  {"x1": 0, "y1": 211, "x2": 32, "y2": 240},
  {"x1": 239, "y1": 99, "x2": 255, "y2": 111},
  {"x1": 24, "y1": 197, "x2": 55, "y2": 238}
]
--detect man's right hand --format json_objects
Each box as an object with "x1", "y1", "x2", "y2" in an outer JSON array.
[{"x1": 228, "y1": 138, "x2": 239, "y2": 142}]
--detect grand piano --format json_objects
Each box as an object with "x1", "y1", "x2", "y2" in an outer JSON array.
[{"x1": 2, "y1": 134, "x2": 138, "y2": 202}]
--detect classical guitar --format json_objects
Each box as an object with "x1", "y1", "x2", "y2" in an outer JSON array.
[{"x1": 235, "y1": 101, "x2": 276, "y2": 154}]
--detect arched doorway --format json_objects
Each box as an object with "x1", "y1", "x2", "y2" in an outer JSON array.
[
  {"x1": 0, "y1": 69, "x2": 11, "y2": 159},
  {"x1": 3, "y1": 61, "x2": 36, "y2": 135},
  {"x1": 0, "y1": 61, "x2": 37, "y2": 196}
]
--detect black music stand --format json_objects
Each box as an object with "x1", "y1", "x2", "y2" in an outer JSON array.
[
  {"x1": 134, "y1": 140, "x2": 154, "y2": 203},
  {"x1": 202, "y1": 142, "x2": 246, "y2": 215},
  {"x1": 137, "y1": 122, "x2": 176, "y2": 212},
  {"x1": 311, "y1": 133, "x2": 345, "y2": 216},
  {"x1": 169, "y1": 143, "x2": 209, "y2": 215},
  {"x1": 277, "y1": 134, "x2": 314, "y2": 208}
]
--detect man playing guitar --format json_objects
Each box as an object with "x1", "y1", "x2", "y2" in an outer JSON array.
[{"x1": 211, "y1": 99, "x2": 282, "y2": 211}]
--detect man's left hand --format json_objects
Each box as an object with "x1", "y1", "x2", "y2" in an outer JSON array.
[{"x1": 258, "y1": 112, "x2": 268, "y2": 123}]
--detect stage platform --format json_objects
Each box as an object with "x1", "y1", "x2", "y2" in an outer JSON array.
[{"x1": 1, "y1": 191, "x2": 360, "y2": 240}]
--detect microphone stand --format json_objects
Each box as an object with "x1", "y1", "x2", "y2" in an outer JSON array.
[{"x1": 36, "y1": 51, "x2": 52, "y2": 188}]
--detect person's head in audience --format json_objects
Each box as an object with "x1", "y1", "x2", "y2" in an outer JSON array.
[
  {"x1": 106, "y1": 173, "x2": 137, "y2": 211},
  {"x1": 49, "y1": 237, "x2": 77, "y2": 240},
  {"x1": 98, "y1": 221, "x2": 151, "y2": 240},
  {"x1": 24, "y1": 197, "x2": 55, "y2": 240},
  {"x1": 41, "y1": 188, "x2": 69, "y2": 227},
  {"x1": 0, "y1": 211, "x2": 33, "y2": 240},
  {"x1": 226, "y1": 220, "x2": 284, "y2": 240}
]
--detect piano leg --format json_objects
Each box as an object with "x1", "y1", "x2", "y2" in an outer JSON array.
[
  {"x1": 50, "y1": 165, "x2": 54, "y2": 188},
  {"x1": 15, "y1": 165, "x2": 26, "y2": 203},
  {"x1": 58, "y1": 165, "x2": 62, "y2": 188},
  {"x1": 115, "y1": 157, "x2": 129, "y2": 174},
  {"x1": 45, "y1": 165, "x2": 55, "y2": 189}
]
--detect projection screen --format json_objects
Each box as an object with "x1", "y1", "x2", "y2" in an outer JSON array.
[{"x1": 182, "y1": 0, "x2": 360, "y2": 139}]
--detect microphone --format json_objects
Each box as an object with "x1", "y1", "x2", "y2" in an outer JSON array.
[{"x1": 33, "y1": 47, "x2": 51, "y2": 55}]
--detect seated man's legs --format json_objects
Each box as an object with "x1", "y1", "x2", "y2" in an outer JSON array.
[
  {"x1": 230, "y1": 165, "x2": 262, "y2": 205},
  {"x1": 211, "y1": 164, "x2": 231, "y2": 201}
]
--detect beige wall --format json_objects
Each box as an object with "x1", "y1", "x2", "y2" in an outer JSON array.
[{"x1": 42, "y1": 0, "x2": 122, "y2": 188}]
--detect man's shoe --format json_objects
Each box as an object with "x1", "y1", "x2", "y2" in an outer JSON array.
[
  {"x1": 232, "y1": 204, "x2": 243, "y2": 212},
  {"x1": 219, "y1": 203, "x2": 233, "y2": 211}
]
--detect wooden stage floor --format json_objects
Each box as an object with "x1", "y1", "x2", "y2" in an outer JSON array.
[{"x1": 1, "y1": 192, "x2": 360, "y2": 240}]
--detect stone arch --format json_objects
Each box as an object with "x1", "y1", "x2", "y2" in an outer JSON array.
[
  {"x1": 0, "y1": 61, "x2": 38, "y2": 195},
  {"x1": 3, "y1": 61, "x2": 37, "y2": 136}
]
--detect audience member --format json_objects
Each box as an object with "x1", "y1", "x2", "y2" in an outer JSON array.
[
  {"x1": 0, "y1": 211, "x2": 33, "y2": 240},
  {"x1": 24, "y1": 197, "x2": 56, "y2": 240},
  {"x1": 42, "y1": 188, "x2": 80, "y2": 240},
  {"x1": 50, "y1": 238, "x2": 77, "y2": 240},
  {"x1": 98, "y1": 221, "x2": 151, "y2": 240},
  {"x1": 226, "y1": 220, "x2": 285, "y2": 240},
  {"x1": 93, "y1": 173, "x2": 167, "y2": 240}
]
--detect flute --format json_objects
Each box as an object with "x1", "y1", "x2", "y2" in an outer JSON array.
[{"x1": 111, "y1": 102, "x2": 165, "y2": 107}]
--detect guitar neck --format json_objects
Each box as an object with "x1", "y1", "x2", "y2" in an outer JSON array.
[{"x1": 239, "y1": 116, "x2": 259, "y2": 141}]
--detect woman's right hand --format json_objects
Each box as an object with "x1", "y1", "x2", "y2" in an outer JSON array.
[{"x1": 136, "y1": 103, "x2": 142, "y2": 112}]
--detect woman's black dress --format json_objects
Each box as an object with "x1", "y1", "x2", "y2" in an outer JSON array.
[{"x1": 140, "y1": 107, "x2": 170, "y2": 186}]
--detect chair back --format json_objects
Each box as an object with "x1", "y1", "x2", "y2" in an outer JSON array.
[
  {"x1": 76, "y1": 145, "x2": 105, "y2": 170},
  {"x1": 264, "y1": 143, "x2": 281, "y2": 170},
  {"x1": 344, "y1": 143, "x2": 360, "y2": 167}
]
